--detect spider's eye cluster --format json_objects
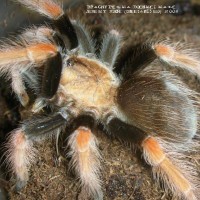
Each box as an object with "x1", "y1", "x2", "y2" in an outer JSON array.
[{"x1": 66, "y1": 58, "x2": 74, "y2": 67}]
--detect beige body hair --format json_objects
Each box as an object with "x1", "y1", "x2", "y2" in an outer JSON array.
[{"x1": 59, "y1": 56, "x2": 120, "y2": 117}]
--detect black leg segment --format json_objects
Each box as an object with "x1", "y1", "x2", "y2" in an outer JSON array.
[
  {"x1": 41, "y1": 53, "x2": 62, "y2": 99},
  {"x1": 54, "y1": 14, "x2": 78, "y2": 49},
  {"x1": 52, "y1": 32, "x2": 66, "y2": 50},
  {"x1": 23, "y1": 112, "x2": 72, "y2": 140},
  {"x1": 6, "y1": 111, "x2": 72, "y2": 192},
  {"x1": 67, "y1": 114, "x2": 96, "y2": 133},
  {"x1": 114, "y1": 43, "x2": 157, "y2": 79},
  {"x1": 106, "y1": 117, "x2": 147, "y2": 144}
]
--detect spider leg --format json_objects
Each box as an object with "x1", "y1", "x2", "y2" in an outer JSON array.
[
  {"x1": 115, "y1": 41, "x2": 200, "y2": 79},
  {"x1": 8, "y1": 0, "x2": 86, "y2": 105},
  {"x1": 21, "y1": 26, "x2": 67, "y2": 100},
  {"x1": 5, "y1": 111, "x2": 71, "y2": 191},
  {"x1": 105, "y1": 117, "x2": 198, "y2": 200},
  {"x1": 41, "y1": 52, "x2": 62, "y2": 98},
  {"x1": 152, "y1": 42, "x2": 200, "y2": 75},
  {"x1": 22, "y1": 68, "x2": 39, "y2": 94},
  {"x1": 141, "y1": 136, "x2": 198, "y2": 200},
  {"x1": 11, "y1": 68, "x2": 29, "y2": 107},
  {"x1": 17, "y1": 0, "x2": 78, "y2": 49},
  {"x1": 67, "y1": 126, "x2": 102, "y2": 200},
  {"x1": 71, "y1": 20, "x2": 95, "y2": 55},
  {"x1": 114, "y1": 43, "x2": 157, "y2": 77},
  {"x1": 21, "y1": 26, "x2": 66, "y2": 49},
  {"x1": 100, "y1": 30, "x2": 121, "y2": 68},
  {"x1": 106, "y1": 117, "x2": 147, "y2": 143},
  {"x1": 0, "y1": 39, "x2": 62, "y2": 105},
  {"x1": 33, "y1": 19, "x2": 96, "y2": 55}
]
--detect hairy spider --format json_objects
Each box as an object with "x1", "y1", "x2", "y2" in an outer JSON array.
[{"x1": 0, "y1": 0, "x2": 200, "y2": 199}]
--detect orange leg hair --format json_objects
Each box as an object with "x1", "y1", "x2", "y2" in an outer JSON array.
[
  {"x1": 16, "y1": 0, "x2": 64, "y2": 19},
  {"x1": 6, "y1": 129, "x2": 36, "y2": 191},
  {"x1": 0, "y1": 42, "x2": 59, "y2": 105},
  {"x1": 67, "y1": 127, "x2": 103, "y2": 200},
  {"x1": 0, "y1": 43, "x2": 58, "y2": 67},
  {"x1": 153, "y1": 43, "x2": 200, "y2": 76},
  {"x1": 142, "y1": 136, "x2": 198, "y2": 200}
]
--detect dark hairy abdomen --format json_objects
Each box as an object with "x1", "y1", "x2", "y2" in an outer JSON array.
[{"x1": 117, "y1": 69, "x2": 198, "y2": 141}]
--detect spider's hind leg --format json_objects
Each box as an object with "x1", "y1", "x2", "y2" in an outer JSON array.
[
  {"x1": 107, "y1": 68, "x2": 200, "y2": 199},
  {"x1": 114, "y1": 42, "x2": 157, "y2": 77},
  {"x1": 105, "y1": 117, "x2": 199, "y2": 200},
  {"x1": 141, "y1": 136, "x2": 199, "y2": 200}
]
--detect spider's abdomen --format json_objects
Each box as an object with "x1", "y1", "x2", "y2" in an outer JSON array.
[
  {"x1": 60, "y1": 56, "x2": 119, "y2": 115},
  {"x1": 117, "y1": 69, "x2": 199, "y2": 141}
]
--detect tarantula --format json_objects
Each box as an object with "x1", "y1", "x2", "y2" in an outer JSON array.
[{"x1": 0, "y1": 0, "x2": 200, "y2": 199}]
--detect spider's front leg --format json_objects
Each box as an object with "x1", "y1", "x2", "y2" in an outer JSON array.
[
  {"x1": 0, "y1": 0, "x2": 81, "y2": 107},
  {"x1": 17, "y1": 0, "x2": 97, "y2": 55},
  {"x1": 17, "y1": 0, "x2": 78, "y2": 49},
  {"x1": 6, "y1": 110, "x2": 72, "y2": 191},
  {"x1": 0, "y1": 40, "x2": 62, "y2": 106}
]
